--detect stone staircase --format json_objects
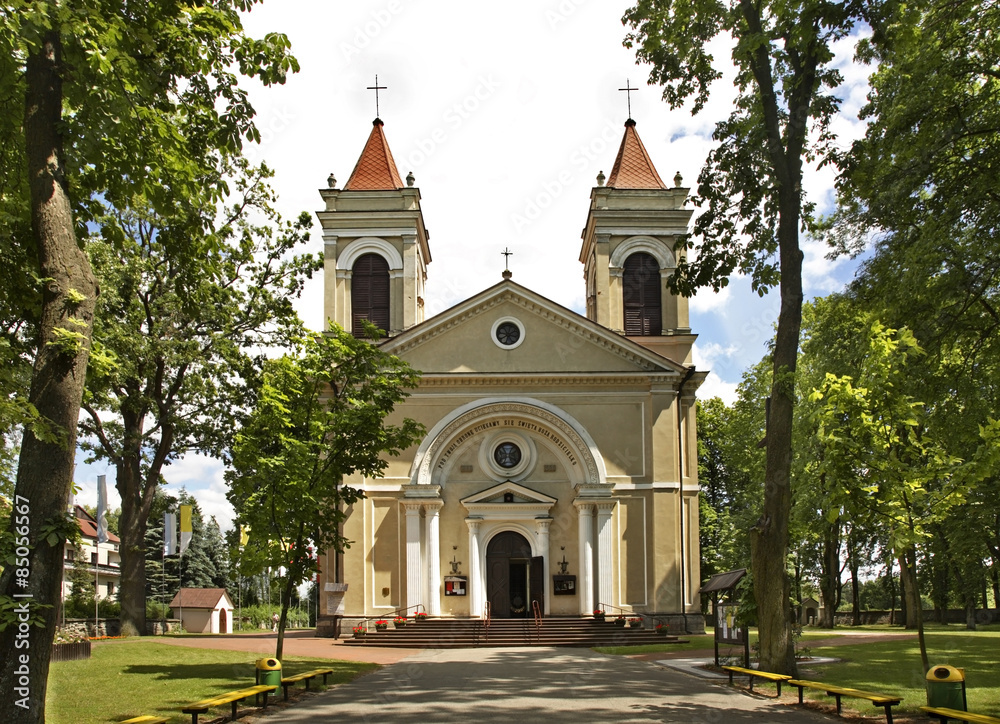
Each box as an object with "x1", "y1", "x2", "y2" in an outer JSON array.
[{"x1": 343, "y1": 617, "x2": 688, "y2": 649}]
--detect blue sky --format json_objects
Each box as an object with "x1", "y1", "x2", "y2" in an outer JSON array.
[{"x1": 72, "y1": 0, "x2": 872, "y2": 530}]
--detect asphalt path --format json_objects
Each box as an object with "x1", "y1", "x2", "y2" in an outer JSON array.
[{"x1": 251, "y1": 645, "x2": 839, "y2": 723}]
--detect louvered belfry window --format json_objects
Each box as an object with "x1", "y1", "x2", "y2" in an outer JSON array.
[
  {"x1": 623, "y1": 252, "x2": 662, "y2": 336},
  {"x1": 351, "y1": 253, "x2": 390, "y2": 337}
]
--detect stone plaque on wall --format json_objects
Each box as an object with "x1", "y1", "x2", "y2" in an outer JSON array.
[{"x1": 324, "y1": 582, "x2": 348, "y2": 615}]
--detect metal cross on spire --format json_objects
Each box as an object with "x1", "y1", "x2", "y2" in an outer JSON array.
[
  {"x1": 619, "y1": 78, "x2": 638, "y2": 119},
  {"x1": 367, "y1": 74, "x2": 387, "y2": 118},
  {"x1": 501, "y1": 247, "x2": 513, "y2": 271}
]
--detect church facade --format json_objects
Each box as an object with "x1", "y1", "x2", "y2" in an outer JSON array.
[{"x1": 316, "y1": 116, "x2": 706, "y2": 633}]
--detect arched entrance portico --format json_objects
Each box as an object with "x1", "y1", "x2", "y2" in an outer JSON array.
[{"x1": 486, "y1": 531, "x2": 543, "y2": 619}]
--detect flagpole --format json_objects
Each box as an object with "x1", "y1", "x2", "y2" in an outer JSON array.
[{"x1": 96, "y1": 475, "x2": 108, "y2": 635}]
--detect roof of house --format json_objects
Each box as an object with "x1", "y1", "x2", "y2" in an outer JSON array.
[
  {"x1": 75, "y1": 504, "x2": 120, "y2": 544},
  {"x1": 606, "y1": 119, "x2": 668, "y2": 190},
  {"x1": 343, "y1": 118, "x2": 405, "y2": 190},
  {"x1": 168, "y1": 588, "x2": 234, "y2": 610}
]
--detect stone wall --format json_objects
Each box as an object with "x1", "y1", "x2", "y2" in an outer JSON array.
[{"x1": 62, "y1": 618, "x2": 183, "y2": 637}]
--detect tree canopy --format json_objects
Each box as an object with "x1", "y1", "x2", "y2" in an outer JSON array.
[
  {"x1": 0, "y1": 3, "x2": 297, "y2": 720},
  {"x1": 227, "y1": 326, "x2": 425, "y2": 659}
]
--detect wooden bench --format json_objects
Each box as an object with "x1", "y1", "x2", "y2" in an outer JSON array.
[
  {"x1": 280, "y1": 668, "x2": 335, "y2": 700},
  {"x1": 720, "y1": 665, "x2": 793, "y2": 695},
  {"x1": 119, "y1": 717, "x2": 169, "y2": 724},
  {"x1": 180, "y1": 684, "x2": 276, "y2": 724},
  {"x1": 920, "y1": 706, "x2": 1000, "y2": 724},
  {"x1": 789, "y1": 679, "x2": 901, "y2": 723}
]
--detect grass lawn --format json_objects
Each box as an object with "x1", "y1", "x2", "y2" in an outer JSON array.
[
  {"x1": 46, "y1": 639, "x2": 378, "y2": 724},
  {"x1": 596, "y1": 626, "x2": 1000, "y2": 716},
  {"x1": 593, "y1": 629, "x2": 842, "y2": 656},
  {"x1": 806, "y1": 629, "x2": 1000, "y2": 715}
]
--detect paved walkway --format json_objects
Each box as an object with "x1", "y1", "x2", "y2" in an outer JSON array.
[{"x1": 253, "y1": 646, "x2": 837, "y2": 723}]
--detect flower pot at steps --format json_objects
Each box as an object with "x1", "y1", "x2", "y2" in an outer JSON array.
[{"x1": 375, "y1": 624, "x2": 387, "y2": 631}]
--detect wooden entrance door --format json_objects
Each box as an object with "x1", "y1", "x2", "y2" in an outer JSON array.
[
  {"x1": 218, "y1": 607, "x2": 227, "y2": 634},
  {"x1": 486, "y1": 531, "x2": 535, "y2": 619}
]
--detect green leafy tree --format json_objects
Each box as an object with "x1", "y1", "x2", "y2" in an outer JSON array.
[
  {"x1": 227, "y1": 326, "x2": 425, "y2": 660},
  {"x1": 824, "y1": 0, "x2": 1000, "y2": 634},
  {"x1": 80, "y1": 160, "x2": 317, "y2": 636},
  {"x1": 623, "y1": 0, "x2": 864, "y2": 674},
  {"x1": 0, "y1": 3, "x2": 297, "y2": 717},
  {"x1": 810, "y1": 319, "x2": 1000, "y2": 669}
]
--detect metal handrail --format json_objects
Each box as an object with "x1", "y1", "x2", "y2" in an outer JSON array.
[
  {"x1": 531, "y1": 599, "x2": 542, "y2": 641},
  {"x1": 356, "y1": 603, "x2": 425, "y2": 632},
  {"x1": 483, "y1": 601, "x2": 491, "y2": 644},
  {"x1": 596, "y1": 602, "x2": 642, "y2": 624}
]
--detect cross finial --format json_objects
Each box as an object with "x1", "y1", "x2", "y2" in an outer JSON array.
[
  {"x1": 619, "y1": 78, "x2": 638, "y2": 119},
  {"x1": 367, "y1": 74, "x2": 387, "y2": 119},
  {"x1": 501, "y1": 247, "x2": 513, "y2": 270}
]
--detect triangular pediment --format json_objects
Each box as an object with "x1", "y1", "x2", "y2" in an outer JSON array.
[
  {"x1": 381, "y1": 280, "x2": 688, "y2": 376},
  {"x1": 461, "y1": 481, "x2": 557, "y2": 506}
]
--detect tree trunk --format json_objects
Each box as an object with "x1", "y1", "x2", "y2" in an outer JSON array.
[
  {"x1": 848, "y1": 536, "x2": 861, "y2": 627},
  {"x1": 818, "y1": 516, "x2": 840, "y2": 628},
  {"x1": 0, "y1": 29, "x2": 99, "y2": 724},
  {"x1": 898, "y1": 546, "x2": 929, "y2": 671},
  {"x1": 750, "y1": 196, "x2": 803, "y2": 676},
  {"x1": 275, "y1": 573, "x2": 297, "y2": 661},
  {"x1": 116, "y1": 446, "x2": 162, "y2": 635}
]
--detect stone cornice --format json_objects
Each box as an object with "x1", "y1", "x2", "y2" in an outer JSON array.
[{"x1": 413, "y1": 373, "x2": 682, "y2": 388}]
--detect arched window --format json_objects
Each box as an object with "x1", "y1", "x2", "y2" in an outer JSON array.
[
  {"x1": 623, "y1": 252, "x2": 661, "y2": 336},
  {"x1": 351, "y1": 253, "x2": 390, "y2": 336}
]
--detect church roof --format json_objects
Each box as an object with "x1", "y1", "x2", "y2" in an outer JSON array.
[
  {"x1": 606, "y1": 119, "x2": 667, "y2": 190},
  {"x1": 343, "y1": 118, "x2": 405, "y2": 191}
]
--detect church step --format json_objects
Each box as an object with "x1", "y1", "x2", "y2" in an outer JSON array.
[{"x1": 343, "y1": 617, "x2": 687, "y2": 648}]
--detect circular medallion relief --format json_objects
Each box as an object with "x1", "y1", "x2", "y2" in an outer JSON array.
[
  {"x1": 479, "y1": 431, "x2": 535, "y2": 481},
  {"x1": 493, "y1": 441, "x2": 522, "y2": 469}
]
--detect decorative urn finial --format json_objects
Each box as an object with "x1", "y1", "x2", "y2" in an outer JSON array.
[
  {"x1": 597, "y1": 170, "x2": 606, "y2": 187},
  {"x1": 406, "y1": 171, "x2": 415, "y2": 187},
  {"x1": 674, "y1": 171, "x2": 683, "y2": 187},
  {"x1": 327, "y1": 172, "x2": 337, "y2": 189}
]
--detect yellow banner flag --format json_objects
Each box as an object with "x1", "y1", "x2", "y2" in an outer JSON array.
[{"x1": 179, "y1": 505, "x2": 192, "y2": 554}]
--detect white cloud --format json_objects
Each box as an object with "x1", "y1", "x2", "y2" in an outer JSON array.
[
  {"x1": 696, "y1": 372, "x2": 739, "y2": 406},
  {"x1": 689, "y1": 285, "x2": 732, "y2": 314}
]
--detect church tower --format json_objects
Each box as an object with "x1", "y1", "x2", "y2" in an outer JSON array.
[
  {"x1": 579, "y1": 119, "x2": 694, "y2": 362},
  {"x1": 318, "y1": 118, "x2": 431, "y2": 337}
]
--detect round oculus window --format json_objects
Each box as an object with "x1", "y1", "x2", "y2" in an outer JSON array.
[
  {"x1": 495, "y1": 322, "x2": 520, "y2": 346},
  {"x1": 493, "y1": 442, "x2": 522, "y2": 469}
]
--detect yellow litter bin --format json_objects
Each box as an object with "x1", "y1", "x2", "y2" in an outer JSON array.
[
  {"x1": 255, "y1": 657, "x2": 282, "y2": 688},
  {"x1": 926, "y1": 664, "x2": 966, "y2": 711}
]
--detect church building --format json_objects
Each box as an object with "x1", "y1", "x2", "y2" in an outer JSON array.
[{"x1": 316, "y1": 114, "x2": 706, "y2": 634}]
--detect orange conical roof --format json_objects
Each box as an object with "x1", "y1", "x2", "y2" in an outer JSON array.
[
  {"x1": 605, "y1": 119, "x2": 667, "y2": 190},
  {"x1": 343, "y1": 118, "x2": 405, "y2": 191}
]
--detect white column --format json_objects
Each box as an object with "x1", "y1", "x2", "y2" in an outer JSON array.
[
  {"x1": 404, "y1": 503, "x2": 423, "y2": 613},
  {"x1": 576, "y1": 503, "x2": 594, "y2": 615},
  {"x1": 425, "y1": 503, "x2": 442, "y2": 616},
  {"x1": 536, "y1": 517, "x2": 552, "y2": 615},
  {"x1": 596, "y1": 501, "x2": 615, "y2": 612},
  {"x1": 467, "y1": 519, "x2": 483, "y2": 617}
]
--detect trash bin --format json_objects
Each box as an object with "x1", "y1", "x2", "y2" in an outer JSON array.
[
  {"x1": 926, "y1": 664, "x2": 966, "y2": 711},
  {"x1": 256, "y1": 657, "x2": 282, "y2": 687}
]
